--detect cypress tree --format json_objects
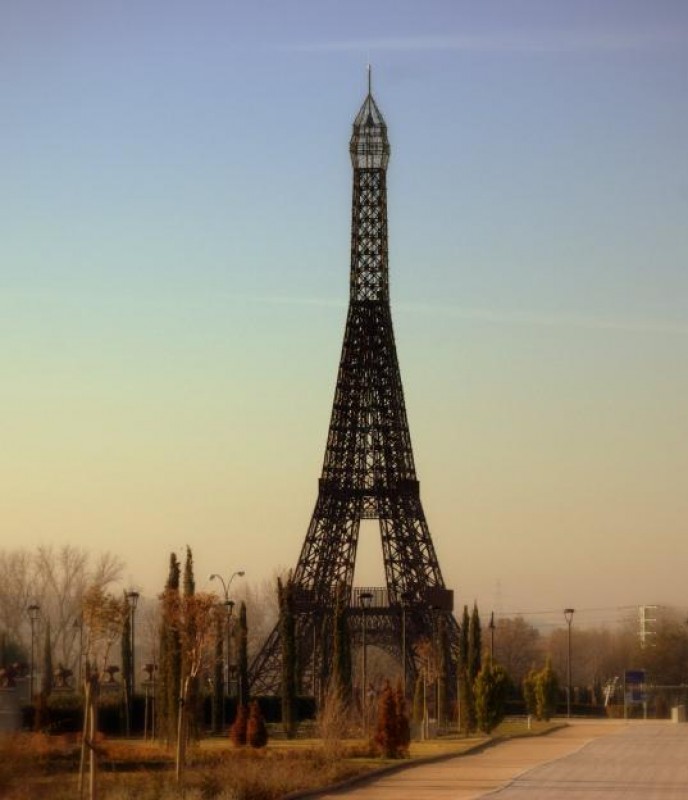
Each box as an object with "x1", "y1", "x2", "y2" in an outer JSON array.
[
  {"x1": 466, "y1": 602, "x2": 481, "y2": 731},
  {"x1": 468, "y1": 602, "x2": 482, "y2": 681},
  {"x1": 121, "y1": 601, "x2": 132, "y2": 735},
  {"x1": 278, "y1": 576, "x2": 297, "y2": 739},
  {"x1": 212, "y1": 609, "x2": 223, "y2": 733},
  {"x1": 158, "y1": 552, "x2": 181, "y2": 744},
  {"x1": 237, "y1": 602, "x2": 249, "y2": 708},
  {"x1": 436, "y1": 614, "x2": 449, "y2": 727},
  {"x1": 41, "y1": 618, "x2": 53, "y2": 698},
  {"x1": 332, "y1": 582, "x2": 351, "y2": 701},
  {"x1": 459, "y1": 605, "x2": 472, "y2": 733},
  {"x1": 182, "y1": 546, "x2": 200, "y2": 740}
]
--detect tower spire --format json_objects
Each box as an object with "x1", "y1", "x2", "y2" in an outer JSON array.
[{"x1": 367, "y1": 63, "x2": 371, "y2": 95}]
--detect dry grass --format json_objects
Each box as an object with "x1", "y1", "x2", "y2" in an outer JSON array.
[{"x1": 0, "y1": 719, "x2": 559, "y2": 800}]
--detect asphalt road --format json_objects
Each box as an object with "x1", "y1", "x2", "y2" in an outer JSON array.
[{"x1": 309, "y1": 721, "x2": 688, "y2": 800}]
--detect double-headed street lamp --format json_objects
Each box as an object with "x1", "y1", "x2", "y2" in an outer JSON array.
[
  {"x1": 209, "y1": 571, "x2": 245, "y2": 703},
  {"x1": 564, "y1": 608, "x2": 575, "y2": 718},
  {"x1": 27, "y1": 603, "x2": 40, "y2": 700}
]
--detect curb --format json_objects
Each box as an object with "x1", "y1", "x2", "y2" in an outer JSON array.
[{"x1": 283, "y1": 725, "x2": 566, "y2": 799}]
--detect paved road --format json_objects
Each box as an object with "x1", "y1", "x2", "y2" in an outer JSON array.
[
  {"x1": 490, "y1": 722, "x2": 688, "y2": 799},
  {"x1": 310, "y1": 721, "x2": 688, "y2": 800}
]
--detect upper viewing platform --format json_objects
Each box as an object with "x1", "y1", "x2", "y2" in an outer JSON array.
[{"x1": 349, "y1": 69, "x2": 390, "y2": 170}]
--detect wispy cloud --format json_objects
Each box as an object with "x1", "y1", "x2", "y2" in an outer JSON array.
[
  {"x1": 241, "y1": 294, "x2": 688, "y2": 336},
  {"x1": 281, "y1": 30, "x2": 686, "y2": 55}
]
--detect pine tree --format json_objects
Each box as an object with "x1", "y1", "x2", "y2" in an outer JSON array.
[
  {"x1": 278, "y1": 577, "x2": 297, "y2": 739},
  {"x1": 237, "y1": 602, "x2": 249, "y2": 708},
  {"x1": 247, "y1": 700, "x2": 269, "y2": 748}
]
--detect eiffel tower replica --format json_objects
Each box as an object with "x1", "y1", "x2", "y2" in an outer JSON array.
[{"x1": 250, "y1": 74, "x2": 458, "y2": 698}]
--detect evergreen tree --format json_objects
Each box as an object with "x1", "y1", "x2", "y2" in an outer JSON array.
[
  {"x1": 522, "y1": 667, "x2": 538, "y2": 717},
  {"x1": 247, "y1": 700, "x2": 269, "y2": 748},
  {"x1": 459, "y1": 605, "x2": 472, "y2": 733},
  {"x1": 212, "y1": 609, "x2": 223, "y2": 733},
  {"x1": 474, "y1": 663, "x2": 510, "y2": 733},
  {"x1": 466, "y1": 602, "x2": 482, "y2": 731},
  {"x1": 121, "y1": 601, "x2": 132, "y2": 734},
  {"x1": 182, "y1": 546, "x2": 200, "y2": 740},
  {"x1": 332, "y1": 582, "x2": 352, "y2": 701},
  {"x1": 411, "y1": 673, "x2": 424, "y2": 729},
  {"x1": 535, "y1": 657, "x2": 559, "y2": 721},
  {"x1": 394, "y1": 680, "x2": 411, "y2": 756},
  {"x1": 436, "y1": 615, "x2": 449, "y2": 727},
  {"x1": 278, "y1": 576, "x2": 297, "y2": 739},
  {"x1": 230, "y1": 704, "x2": 248, "y2": 746},
  {"x1": 374, "y1": 680, "x2": 409, "y2": 758},
  {"x1": 468, "y1": 602, "x2": 482, "y2": 682},
  {"x1": 41, "y1": 618, "x2": 53, "y2": 698},
  {"x1": 157, "y1": 553, "x2": 181, "y2": 744},
  {"x1": 238, "y1": 601, "x2": 250, "y2": 708}
]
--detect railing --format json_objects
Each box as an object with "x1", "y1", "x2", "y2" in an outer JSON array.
[{"x1": 351, "y1": 586, "x2": 389, "y2": 608}]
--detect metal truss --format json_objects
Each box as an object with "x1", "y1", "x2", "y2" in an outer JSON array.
[{"x1": 249, "y1": 84, "x2": 459, "y2": 697}]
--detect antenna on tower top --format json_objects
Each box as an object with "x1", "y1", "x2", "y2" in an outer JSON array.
[{"x1": 367, "y1": 63, "x2": 372, "y2": 95}]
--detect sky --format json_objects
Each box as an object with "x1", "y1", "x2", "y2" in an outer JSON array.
[{"x1": 2, "y1": 0, "x2": 687, "y2": 626}]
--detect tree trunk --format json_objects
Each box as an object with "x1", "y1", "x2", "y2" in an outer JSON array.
[{"x1": 175, "y1": 676, "x2": 190, "y2": 783}]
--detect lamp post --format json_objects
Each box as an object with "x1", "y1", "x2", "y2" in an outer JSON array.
[
  {"x1": 360, "y1": 591, "x2": 373, "y2": 725},
  {"x1": 564, "y1": 608, "x2": 575, "y2": 718},
  {"x1": 209, "y1": 570, "x2": 245, "y2": 705},
  {"x1": 400, "y1": 591, "x2": 413, "y2": 700},
  {"x1": 209, "y1": 569, "x2": 246, "y2": 708},
  {"x1": 488, "y1": 612, "x2": 496, "y2": 667},
  {"x1": 27, "y1": 604, "x2": 40, "y2": 700}
]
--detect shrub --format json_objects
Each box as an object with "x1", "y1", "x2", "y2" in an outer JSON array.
[
  {"x1": 230, "y1": 704, "x2": 248, "y2": 746},
  {"x1": 247, "y1": 701, "x2": 268, "y2": 748},
  {"x1": 374, "y1": 681, "x2": 408, "y2": 759}
]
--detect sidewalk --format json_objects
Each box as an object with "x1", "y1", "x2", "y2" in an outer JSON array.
[{"x1": 308, "y1": 720, "x2": 627, "y2": 799}]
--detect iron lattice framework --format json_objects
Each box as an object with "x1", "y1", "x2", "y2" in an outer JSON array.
[{"x1": 250, "y1": 84, "x2": 458, "y2": 696}]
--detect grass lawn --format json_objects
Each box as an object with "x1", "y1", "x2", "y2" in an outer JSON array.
[{"x1": 0, "y1": 719, "x2": 562, "y2": 800}]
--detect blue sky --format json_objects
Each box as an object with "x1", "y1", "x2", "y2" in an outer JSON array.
[{"x1": 2, "y1": 1, "x2": 687, "y2": 619}]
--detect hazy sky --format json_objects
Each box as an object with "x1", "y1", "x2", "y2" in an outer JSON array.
[{"x1": 2, "y1": 1, "x2": 687, "y2": 624}]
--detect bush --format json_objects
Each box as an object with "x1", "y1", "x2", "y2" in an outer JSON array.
[
  {"x1": 247, "y1": 701, "x2": 268, "y2": 748},
  {"x1": 230, "y1": 704, "x2": 248, "y2": 746}
]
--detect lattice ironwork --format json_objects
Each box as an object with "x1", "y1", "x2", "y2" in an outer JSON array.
[{"x1": 249, "y1": 80, "x2": 459, "y2": 697}]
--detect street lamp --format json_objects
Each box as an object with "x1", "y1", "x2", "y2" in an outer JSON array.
[
  {"x1": 27, "y1": 604, "x2": 40, "y2": 700},
  {"x1": 209, "y1": 571, "x2": 244, "y2": 706},
  {"x1": 360, "y1": 591, "x2": 373, "y2": 724},
  {"x1": 564, "y1": 608, "x2": 575, "y2": 718}
]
